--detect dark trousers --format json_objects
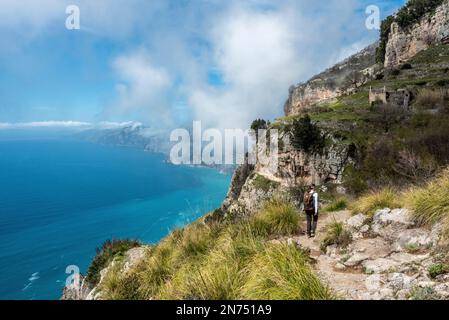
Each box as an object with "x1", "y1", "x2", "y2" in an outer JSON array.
[{"x1": 305, "y1": 210, "x2": 319, "y2": 235}]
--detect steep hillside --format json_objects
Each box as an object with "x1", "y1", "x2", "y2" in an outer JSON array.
[
  {"x1": 284, "y1": 43, "x2": 379, "y2": 116},
  {"x1": 64, "y1": 0, "x2": 449, "y2": 301},
  {"x1": 381, "y1": 0, "x2": 449, "y2": 67}
]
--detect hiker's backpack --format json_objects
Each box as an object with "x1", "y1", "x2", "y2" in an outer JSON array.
[{"x1": 303, "y1": 192, "x2": 315, "y2": 211}]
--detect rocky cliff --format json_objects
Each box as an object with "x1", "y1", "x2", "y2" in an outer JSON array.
[
  {"x1": 384, "y1": 0, "x2": 449, "y2": 68},
  {"x1": 284, "y1": 43, "x2": 379, "y2": 116}
]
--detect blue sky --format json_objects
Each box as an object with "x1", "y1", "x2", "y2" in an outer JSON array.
[{"x1": 0, "y1": 0, "x2": 405, "y2": 130}]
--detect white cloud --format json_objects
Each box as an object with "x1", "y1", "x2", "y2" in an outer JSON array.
[
  {"x1": 0, "y1": 0, "x2": 392, "y2": 129},
  {"x1": 0, "y1": 0, "x2": 63, "y2": 32},
  {"x1": 185, "y1": 0, "x2": 378, "y2": 130},
  {"x1": 0, "y1": 121, "x2": 142, "y2": 130},
  {"x1": 100, "y1": 50, "x2": 174, "y2": 128},
  {"x1": 0, "y1": 121, "x2": 90, "y2": 129}
]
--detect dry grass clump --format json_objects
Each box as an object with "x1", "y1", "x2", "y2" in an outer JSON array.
[
  {"x1": 351, "y1": 188, "x2": 403, "y2": 217},
  {"x1": 404, "y1": 168, "x2": 449, "y2": 236},
  {"x1": 95, "y1": 198, "x2": 334, "y2": 300}
]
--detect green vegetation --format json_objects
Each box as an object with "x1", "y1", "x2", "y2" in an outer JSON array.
[
  {"x1": 241, "y1": 244, "x2": 333, "y2": 300},
  {"x1": 86, "y1": 239, "x2": 141, "y2": 286},
  {"x1": 415, "y1": 88, "x2": 449, "y2": 110},
  {"x1": 404, "y1": 168, "x2": 449, "y2": 235},
  {"x1": 395, "y1": 0, "x2": 445, "y2": 30},
  {"x1": 250, "y1": 119, "x2": 268, "y2": 132},
  {"x1": 408, "y1": 286, "x2": 442, "y2": 300},
  {"x1": 404, "y1": 243, "x2": 421, "y2": 253},
  {"x1": 320, "y1": 221, "x2": 352, "y2": 252},
  {"x1": 428, "y1": 263, "x2": 449, "y2": 278},
  {"x1": 251, "y1": 198, "x2": 301, "y2": 237},
  {"x1": 351, "y1": 188, "x2": 402, "y2": 217},
  {"x1": 377, "y1": 0, "x2": 445, "y2": 63},
  {"x1": 250, "y1": 119, "x2": 269, "y2": 142},
  {"x1": 289, "y1": 114, "x2": 325, "y2": 153},
  {"x1": 409, "y1": 43, "x2": 449, "y2": 64},
  {"x1": 95, "y1": 198, "x2": 334, "y2": 300},
  {"x1": 377, "y1": 15, "x2": 395, "y2": 63},
  {"x1": 253, "y1": 174, "x2": 280, "y2": 192},
  {"x1": 324, "y1": 198, "x2": 348, "y2": 212}
]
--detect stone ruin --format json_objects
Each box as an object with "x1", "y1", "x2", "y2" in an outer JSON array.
[{"x1": 369, "y1": 86, "x2": 412, "y2": 110}]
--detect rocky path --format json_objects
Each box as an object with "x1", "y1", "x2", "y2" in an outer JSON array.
[{"x1": 275, "y1": 209, "x2": 449, "y2": 300}]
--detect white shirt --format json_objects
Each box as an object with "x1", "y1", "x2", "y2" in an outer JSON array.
[{"x1": 310, "y1": 191, "x2": 318, "y2": 214}]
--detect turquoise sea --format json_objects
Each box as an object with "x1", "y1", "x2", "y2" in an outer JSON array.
[{"x1": 0, "y1": 131, "x2": 231, "y2": 300}]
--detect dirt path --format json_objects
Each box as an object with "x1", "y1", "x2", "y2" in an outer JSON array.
[{"x1": 277, "y1": 210, "x2": 369, "y2": 299}]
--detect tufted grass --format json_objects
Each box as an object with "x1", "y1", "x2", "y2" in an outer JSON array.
[
  {"x1": 241, "y1": 243, "x2": 335, "y2": 300},
  {"x1": 350, "y1": 188, "x2": 403, "y2": 217},
  {"x1": 251, "y1": 198, "x2": 302, "y2": 237},
  {"x1": 404, "y1": 168, "x2": 449, "y2": 235},
  {"x1": 324, "y1": 198, "x2": 348, "y2": 212},
  {"x1": 320, "y1": 221, "x2": 352, "y2": 252},
  {"x1": 95, "y1": 198, "x2": 334, "y2": 300}
]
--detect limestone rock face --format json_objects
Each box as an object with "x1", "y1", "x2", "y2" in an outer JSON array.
[
  {"x1": 384, "y1": 1, "x2": 449, "y2": 68},
  {"x1": 257, "y1": 135, "x2": 354, "y2": 187},
  {"x1": 371, "y1": 208, "x2": 414, "y2": 240},
  {"x1": 284, "y1": 43, "x2": 378, "y2": 116},
  {"x1": 224, "y1": 173, "x2": 280, "y2": 218},
  {"x1": 346, "y1": 213, "x2": 367, "y2": 230},
  {"x1": 61, "y1": 275, "x2": 91, "y2": 300}
]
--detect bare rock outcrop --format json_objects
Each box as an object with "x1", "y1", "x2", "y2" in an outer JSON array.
[
  {"x1": 384, "y1": 0, "x2": 449, "y2": 68},
  {"x1": 284, "y1": 43, "x2": 379, "y2": 116},
  {"x1": 283, "y1": 208, "x2": 449, "y2": 300}
]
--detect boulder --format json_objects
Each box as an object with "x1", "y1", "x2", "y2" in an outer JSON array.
[
  {"x1": 123, "y1": 247, "x2": 147, "y2": 273},
  {"x1": 389, "y1": 252, "x2": 429, "y2": 264},
  {"x1": 366, "y1": 274, "x2": 383, "y2": 292},
  {"x1": 394, "y1": 229, "x2": 433, "y2": 251},
  {"x1": 344, "y1": 253, "x2": 370, "y2": 267},
  {"x1": 346, "y1": 214, "x2": 367, "y2": 230},
  {"x1": 387, "y1": 273, "x2": 417, "y2": 291},
  {"x1": 372, "y1": 208, "x2": 414, "y2": 239},
  {"x1": 363, "y1": 258, "x2": 401, "y2": 274},
  {"x1": 373, "y1": 208, "x2": 413, "y2": 227}
]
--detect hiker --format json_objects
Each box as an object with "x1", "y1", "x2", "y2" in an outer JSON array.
[{"x1": 304, "y1": 184, "x2": 319, "y2": 238}]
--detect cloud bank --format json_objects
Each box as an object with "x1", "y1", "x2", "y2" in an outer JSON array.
[{"x1": 0, "y1": 0, "x2": 405, "y2": 130}]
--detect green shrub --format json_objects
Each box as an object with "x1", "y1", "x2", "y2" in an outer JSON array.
[
  {"x1": 436, "y1": 79, "x2": 449, "y2": 87},
  {"x1": 320, "y1": 221, "x2": 352, "y2": 252},
  {"x1": 377, "y1": 15, "x2": 395, "y2": 63},
  {"x1": 428, "y1": 263, "x2": 449, "y2": 279},
  {"x1": 389, "y1": 69, "x2": 401, "y2": 76},
  {"x1": 409, "y1": 286, "x2": 442, "y2": 300},
  {"x1": 253, "y1": 174, "x2": 280, "y2": 192},
  {"x1": 289, "y1": 114, "x2": 325, "y2": 153},
  {"x1": 250, "y1": 119, "x2": 269, "y2": 142},
  {"x1": 401, "y1": 63, "x2": 413, "y2": 70},
  {"x1": 86, "y1": 239, "x2": 141, "y2": 286},
  {"x1": 415, "y1": 88, "x2": 447, "y2": 110}
]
